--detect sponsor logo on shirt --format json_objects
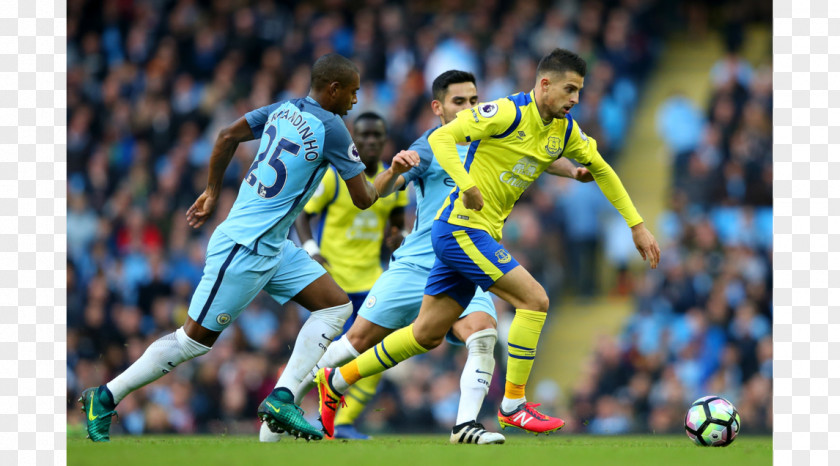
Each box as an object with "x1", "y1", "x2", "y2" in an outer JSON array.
[{"x1": 499, "y1": 156, "x2": 539, "y2": 189}]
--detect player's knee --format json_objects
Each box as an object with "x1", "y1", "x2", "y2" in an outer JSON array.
[
  {"x1": 346, "y1": 327, "x2": 375, "y2": 353},
  {"x1": 530, "y1": 293, "x2": 549, "y2": 313},
  {"x1": 455, "y1": 313, "x2": 496, "y2": 337},
  {"x1": 310, "y1": 301, "x2": 353, "y2": 336},
  {"x1": 414, "y1": 331, "x2": 444, "y2": 350},
  {"x1": 465, "y1": 328, "x2": 497, "y2": 355},
  {"x1": 183, "y1": 317, "x2": 222, "y2": 347},
  {"x1": 175, "y1": 327, "x2": 211, "y2": 361}
]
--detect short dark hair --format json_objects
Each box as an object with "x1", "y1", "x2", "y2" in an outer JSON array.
[
  {"x1": 432, "y1": 70, "x2": 477, "y2": 102},
  {"x1": 536, "y1": 49, "x2": 587, "y2": 78},
  {"x1": 353, "y1": 111, "x2": 387, "y2": 132},
  {"x1": 310, "y1": 53, "x2": 359, "y2": 91}
]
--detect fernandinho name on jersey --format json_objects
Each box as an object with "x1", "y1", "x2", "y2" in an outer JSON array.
[
  {"x1": 428, "y1": 90, "x2": 643, "y2": 240},
  {"x1": 217, "y1": 96, "x2": 365, "y2": 256},
  {"x1": 304, "y1": 162, "x2": 408, "y2": 293},
  {"x1": 268, "y1": 106, "x2": 320, "y2": 161}
]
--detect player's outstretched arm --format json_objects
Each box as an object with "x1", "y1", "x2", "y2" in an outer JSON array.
[
  {"x1": 562, "y1": 119, "x2": 659, "y2": 268},
  {"x1": 630, "y1": 222, "x2": 661, "y2": 269},
  {"x1": 186, "y1": 117, "x2": 255, "y2": 228},
  {"x1": 345, "y1": 173, "x2": 379, "y2": 210},
  {"x1": 374, "y1": 150, "x2": 420, "y2": 197},
  {"x1": 545, "y1": 157, "x2": 594, "y2": 182},
  {"x1": 584, "y1": 153, "x2": 660, "y2": 269}
]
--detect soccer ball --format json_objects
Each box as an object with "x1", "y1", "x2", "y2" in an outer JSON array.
[{"x1": 684, "y1": 396, "x2": 741, "y2": 447}]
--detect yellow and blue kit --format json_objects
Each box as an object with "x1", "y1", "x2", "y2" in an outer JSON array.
[
  {"x1": 304, "y1": 162, "x2": 409, "y2": 296},
  {"x1": 425, "y1": 90, "x2": 643, "y2": 307}
]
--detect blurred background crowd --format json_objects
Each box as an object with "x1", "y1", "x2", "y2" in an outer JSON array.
[{"x1": 67, "y1": 0, "x2": 772, "y2": 436}]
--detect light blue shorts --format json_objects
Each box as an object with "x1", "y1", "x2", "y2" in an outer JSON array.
[
  {"x1": 187, "y1": 230, "x2": 326, "y2": 332},
  {"x1": 358, "y1": 260, "x2": 497, "y2": 345}
]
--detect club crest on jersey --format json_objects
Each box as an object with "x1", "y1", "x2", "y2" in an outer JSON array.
[
  {"x1": 348, "y1": 143, "x2": 361, "y2": 162},
  {"x1": 478, "y1": 102, "x2": 498, "y2": 118},
  {"x1": 366, "y1": 296, "x2": 376, "y2": 308},
  {"x1": 216, "y1": 313, "x2": 232, "y2": 326},
  {"x1": 495, "y1": 249, "x2": 511, "y2": 264},
  {"x1": 545, "y1": 136, "x2": 562, "y2": 156}
]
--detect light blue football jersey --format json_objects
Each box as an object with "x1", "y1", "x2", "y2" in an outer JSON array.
[
  {"x1": 217, "y1": 96, "x2": 365, "y2": 256},
  {"x1": 392, "y1": 127, "x2": 469, "y2": 270}
]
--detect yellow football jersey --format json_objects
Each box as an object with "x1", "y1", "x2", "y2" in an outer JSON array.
[
  {"x1": 304, "y1": 162, "x2": 409, "y2": 293},
  {"x1": 429, "y1": 90, "x2": 643, "y2": 240}
]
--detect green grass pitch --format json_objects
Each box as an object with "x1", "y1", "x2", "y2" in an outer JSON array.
[{"x1": 68, "y1": 433, "x2": 772, "y2": 466}]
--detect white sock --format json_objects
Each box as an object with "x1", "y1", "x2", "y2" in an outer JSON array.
[
  {"x1": 106, "y1": 328, "x2": 210, "y2": 404},
  {"x1": 330, "y1": 365, "x2": 350, "y2": 394},
  {"x1": 259, "y1": 421, "x2": 282, "y2": 442},
  {"x1": 500, "y1": 396, "x2": 526, "y2": 414},
  {"x1": 456, "y1": 329, "x2": 497, "y2": 425},
  {"x1": 293, "y1": 334, "x2": 360, "y2": 404},
  {"x1": 275, "y1": 302, "x2": 352, "y2": 392}
]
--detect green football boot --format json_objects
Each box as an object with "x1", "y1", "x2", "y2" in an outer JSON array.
[
  {"x1": 257, "y1": 388, "x2": 323, "y2": 441},
  {"x1": 79, "y1": 386, "x2": 118, "y2": 442}
]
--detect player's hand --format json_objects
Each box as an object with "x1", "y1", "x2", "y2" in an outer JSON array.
[
  {"x1": 462, "y1": 186, "x2": 484, "y2": 211},
  {"x1": 631, "y1": 223, "x2": 660, "y2": 269},
  {"x1": 391, "y1": 150, "x2": 420, "y2": 175},
  {"x1": 574, "y1": 167, "x2": 594, "y2": 183},
  {"x1": 186, "y1": 190, "x2": 218, "y2": 228},
  {"x1": 385, "y1": 226, "x2": 405, "y2": 251}
]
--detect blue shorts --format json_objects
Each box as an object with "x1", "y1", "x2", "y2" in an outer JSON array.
[
  {"x1": 359, "y1": 262, "x2": 496, "y2": 344},
  {"x1": 187, "y1": 230, "x2": 327, "y2": 332},
  {"x1": 358, "y1": 260, "x2": 497, "y2": 345},
  {"x1": 425, "y1": 220, "x2": 520, "y2": 309}
]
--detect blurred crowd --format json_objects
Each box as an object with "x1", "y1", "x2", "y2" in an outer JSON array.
[
  {"x1": 66, "y1": 0, "x2": 771, "y2": 436},
  {"x1": 566, "y1": 20, "x2": 773, "y2": 434}
]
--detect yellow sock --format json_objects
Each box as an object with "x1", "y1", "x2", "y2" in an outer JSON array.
[
  {"x1": 334, "y1": 372, "x2": 383, "y2": 426},
  {"x1": 505, "y1": 309, "x2": 546, "y2": 398},
  {"x1": 339, "y1": 324, "x2": 427, "y2": 386},
  {"x1": 505, "y1": 381, "x2": 526, "y2": 399}
]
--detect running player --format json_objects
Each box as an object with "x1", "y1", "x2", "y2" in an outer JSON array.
[
  {"x1": 293, "y1": 112, "x2": 408, "y2": 439},
  {"x1": 313, "y1": 49, "x2": 661, "y2": 438},
  {"x1": 78, "y1": 53, "x2": 417, "y2": 442},
  {"x1": 298, "y1": 70, "x2": 592, "y2": 443}
]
